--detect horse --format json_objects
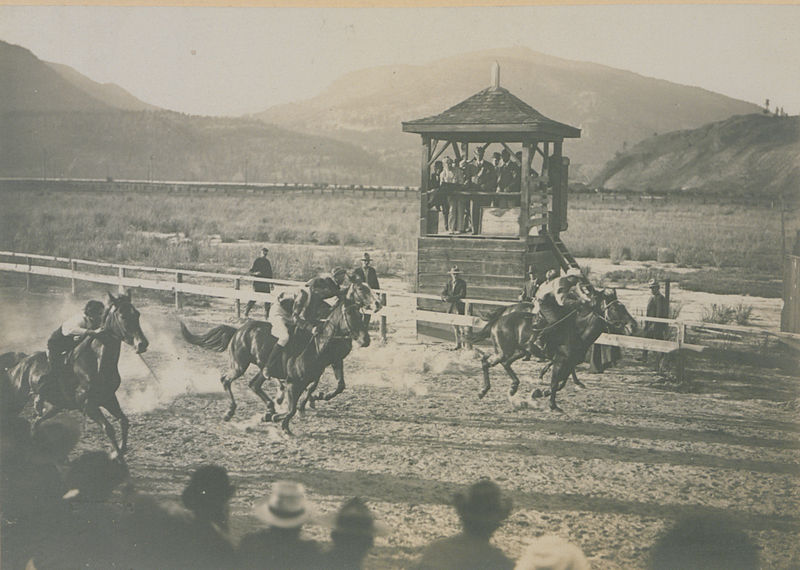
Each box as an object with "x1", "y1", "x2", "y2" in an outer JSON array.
[
  {"x1": 5, "y1": 292, "x2": 149, "y2": 455},
  {"x1": 470, "y1": 289, "x2": 637, "y2": 410},
  {"x1": 180, "y1": 281, "x2": 380, "y2": 428}
]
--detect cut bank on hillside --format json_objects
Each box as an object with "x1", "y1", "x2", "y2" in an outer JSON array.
[{"x1": 592, "y1": 114, "x2": 800, "y2": 197}]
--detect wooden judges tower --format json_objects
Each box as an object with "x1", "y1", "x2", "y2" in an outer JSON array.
[{"x1": 403, "y1": 63, "x2": 582, "y2": 340}]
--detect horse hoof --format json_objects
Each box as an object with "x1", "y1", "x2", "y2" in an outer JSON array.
[
  {"x1": 550, "y1": 405, "x2": 564, "y2": 413},
  {"x1": 223, "y1": 413, "x2": 234, "y2": 422},
  {"x1": 531, "y1": 389, "x2": 543, "y2": 399},
  {"x1": 262, "y1": 412, "x2": 273, "y2": 423},
  {"x1": 509, "y1": 387, "x2": 519, "y2": 397},
  {"x1": 478, "y1": 390, "x2": 488, "y2": 399}
]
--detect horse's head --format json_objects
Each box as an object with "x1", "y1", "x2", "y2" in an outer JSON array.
[
  {"x1": 106, "y1": 292, "x2": 149, "y2": 353},
  {"x1": 597, "y1": 288, "x2": 638, "y2": 335},
  {"x1": 324, "y1": 300, "x2": 370, "y2": 349},
  {"x1": 346, "y1": 281, "x2": 382, "y2": 314}
]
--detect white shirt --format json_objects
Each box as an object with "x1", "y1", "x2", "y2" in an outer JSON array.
[{"x1": 61, "y1": 313, "x2": 93, "y2": 336}]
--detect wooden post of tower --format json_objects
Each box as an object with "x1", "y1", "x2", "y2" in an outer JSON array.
[
  {"x1": 419, "y1": 136, "x2": 431, "y2": 237},
  {"x1": 519, "y1": 143, "x2": 532, "y2": 238},
  {"x1": 550, "y1": 142, "x2": 563, "y2": 238}
]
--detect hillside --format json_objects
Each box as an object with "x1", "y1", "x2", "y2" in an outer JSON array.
[
  {"x1": 255, "y1": 47, "x2": 760, "y2": 182},
  {"x1": 46, "y1": 61, "x2": 158, "y2": 112},
  {"x1": 0, "y1": 40, "x2": 111, "y2": 113},
  {"x1": 0, "y1": 40, "x2": 402, "y2": 184},
  {"x1": 592, "y1": 114, "x2": 800, "y2": 197}
]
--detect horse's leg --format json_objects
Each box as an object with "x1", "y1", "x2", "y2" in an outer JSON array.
[
  {"x1": 538, "y1": 360, "x2": 554, "y2": 380},
  {"x1": 85, "y1": 405, "x2": 122, "y2": 456},
  {"x1": 571, "y1": 369, "x2": 586, "y2": 389},
  {"x1": 321, "y1": 359, "x2": 345, "y2": 402},
  {"x1": 249, "y1": 370, "x2": 277, "y2": 422},
  {"x1": 273, "y1": 380, "x2": 302, "y2": 436},
  {"x1": 220, "y1": 364, "x2": 247, "y2": 422},
  {"x1": 479, "y1": 351, "x2": 505, "y2": 399},
  {"x1": 547, "y1": 358, "x2": 572, "y2": 413},
  {"x1": 102, "y1": 395, "x2": 129, "y2": 455},
  {"x1": 500, "y1": 351, "x2": 526, "y2": 396}
]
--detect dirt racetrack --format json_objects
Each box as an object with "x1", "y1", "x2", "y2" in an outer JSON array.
[{"x1": 1, "y1": 283, "x2": 798, "y2": 569}]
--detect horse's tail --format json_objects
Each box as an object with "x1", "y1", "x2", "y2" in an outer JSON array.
[
  {"x1": 180, "y1": 322, "x2": 237, "y2": 352},
  {"x1": 468, "y1": 305, "x2": 508, "y2": 343}
]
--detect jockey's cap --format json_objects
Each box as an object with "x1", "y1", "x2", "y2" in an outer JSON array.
[
  {"x1": 332, "y1": 267, "x2": 347, "y2": 277},
  {"x1": 566, "y1": 267, "x2": 582, "y2": 278},
  {"x1": 84, "y1": 300, "x2": 104, "y2": 315},
  {"x1": 545, "y1": 269, "x2": 559, "y2": 281}
]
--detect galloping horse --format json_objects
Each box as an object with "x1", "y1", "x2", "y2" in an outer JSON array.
[
  {"x1": 180, "y1": 281, "x2": 380, "y2": 430},
  {"x1": 470, "y1": 289, "x2": 636, "y2": 410},
  {"x1": 5, "y1": 293, "x2": 149, "y2": 455}
]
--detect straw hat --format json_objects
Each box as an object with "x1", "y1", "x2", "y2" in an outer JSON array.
[
  {"x1": 253, "y1": 481, "x2": 314, "y2": 528},
  {"x1": 515, "y1": 535, "x2": 590, "y2": 570},
  {"x1": 320, "y1": 497, "x2": 390, "y2": 537},
  {"x1": 565, "y1": 267, "x2": 582, "y2": 279},
  {"x1": 448, "y1": 266, "x2": 462, "y2": 275},
  {"x1": 453, "y1": 479, "x2": 512, "y2": 526},
  {"x1": 648, "y1": 278, "x2": 660, "y2": 289}
]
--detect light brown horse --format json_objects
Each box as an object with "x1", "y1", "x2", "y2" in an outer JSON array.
[{"x1": 6, "y1": 293, "x2": 148, "y2": 455}]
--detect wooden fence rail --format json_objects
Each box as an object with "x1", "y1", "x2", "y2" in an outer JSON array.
[{"x1": 4, "y1": 250, "x2": 771, "y2": 356}]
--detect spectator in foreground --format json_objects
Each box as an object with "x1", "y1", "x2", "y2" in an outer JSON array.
[
  {"x1": 245, "y1": 247, "x2": 273, "y2": 318},
  {"x1": 648, "y1": 514, "x2": 759, "y2": 570},
  {"x1": 413, "y1": 478, "x2": 514, "y2": 570},
  {"x1": 323, "y1": 497, "x2": 389, "y2": 569},
  {"x1": 237, "y1": 480, "x2": 323, "y2": 570},
  {"x1": 441, "y1": 266, "x2": 468, "y2": 350},
  {"x1": 515, "y1": 535, "x2": 590, "y2": 570}
]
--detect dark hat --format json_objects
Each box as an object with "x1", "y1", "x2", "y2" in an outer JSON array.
[
  {"x1": 321, "y1": 497, "x2": 389, "y2": 537},
  {"x1": 63, "y1": 451, "x2": 129, "y2": 502},
  {"x1": 527, "y1": 265, "x2": 536, "y2": 275},
  {"x1": 453, "y1": 479, "x2": 512, "y2": 526},
  {"x1": 448, "y1": 265, "x2": 462, "y2": 275},
  {"x1": 182, "y1": 465, "x2": 235, "y2": 512},
  {"x1": 361, "y1": 253, "x2": 371, "y2": 262},
  {"x1": 84, "y1": 300, "x2": 104, "y2": 315}
]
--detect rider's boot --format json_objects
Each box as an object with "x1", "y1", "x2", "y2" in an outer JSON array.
[{"x1": 266, "y1": 343, "x2": 285, "y2": 377}]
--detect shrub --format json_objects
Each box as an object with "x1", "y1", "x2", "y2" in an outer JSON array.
[
  {"x1": 700, "y1": 303, "x2": 753, "y2": 325},
  {"x1": 733, "y1": 303, "x2": 753, "y2": 325},
  {"x1": 657, "y1": 247, "x2": 676, "y2": 263}
]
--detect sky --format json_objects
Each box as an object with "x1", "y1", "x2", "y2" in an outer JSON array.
[{"x1": 1, "y1": 4, "x2": 799, "y2": 117}]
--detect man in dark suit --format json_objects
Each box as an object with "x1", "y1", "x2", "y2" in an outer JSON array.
[
  {"x1": 352, "y1": 253, "x2": 380, "y2": 327},
  {"x1": 245, "y1": 247, "x2": 272, "y2": 318},
  {"x1": 441, "y1": 266, "x2": 467, "y2": 350},
  {"x1": 640, "y1": 279, "x2": 669, "y2": 362}
]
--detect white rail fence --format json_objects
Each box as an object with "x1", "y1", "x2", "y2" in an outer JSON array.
[{"x1": 5, "y1": 250, "x2": 788, "y2": 356}]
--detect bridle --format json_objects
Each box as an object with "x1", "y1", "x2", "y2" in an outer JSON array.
[{"x1": 307, "y1": 300, "x2": 362, "y2": 352}]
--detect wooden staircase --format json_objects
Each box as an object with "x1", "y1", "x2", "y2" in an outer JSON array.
[{"x1": 544, "y1": 233, "x2": 581, "y2": 272}]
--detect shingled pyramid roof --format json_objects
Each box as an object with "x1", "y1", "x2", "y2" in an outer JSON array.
[{"x1": 403, "y1": 85, "x2": 580, "y2": 141}]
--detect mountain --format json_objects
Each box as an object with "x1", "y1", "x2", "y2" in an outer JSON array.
[
  {"x1": 255, "y1": 47, "x2": 761, "y2": 183},
  {"x1": 0, "y1": 40, "x2": 404, "y2": 184},
  {"x1": 46, "y1": 61, "x2": 158, "y2": 111},
  {"x1": 592, "y1": 113, "x2": 800, "y2": 196},
  {"x1": 0, "y1": 40, "x2": 111, "y2": 113}
]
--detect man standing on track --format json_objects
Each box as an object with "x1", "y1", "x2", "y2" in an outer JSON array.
[
  {"x1": 441, "y1": 266, "x2": 467, "y2": 350},
  {"x1": 352, "y1": 253, "x2": 380, "y2": 328},
  {"x1": 245, "y1": 247, "x2": 272, "y2": 318},
  {"x1": 639, "y1": 279, "x2": 669, "y2": 362}
]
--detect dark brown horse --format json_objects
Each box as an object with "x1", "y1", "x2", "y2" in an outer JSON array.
[
  {"x1": 5, "y1": 293, "x2": 149, "y2": 455},
  {"x1": 180, "y1": 281, "x2": 379, "y2": 432},
  {"x1": 470, "y1": 289, "x2": 637, "y2": 411}
]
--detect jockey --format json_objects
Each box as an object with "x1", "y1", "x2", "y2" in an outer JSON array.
[
  {"x1": 532, "y1": 268, "x2": 590, "y2": 355},
  {"x1": 43, "y1": 300, "x2": 105, "y2": 404},
  {"x1": 265, "y1": 267, "x2": 348, "y2": 376}
]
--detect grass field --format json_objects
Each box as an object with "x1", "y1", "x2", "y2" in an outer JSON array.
[{"x1": 1, "y1": 188, "x2": 794, "y2": 294}]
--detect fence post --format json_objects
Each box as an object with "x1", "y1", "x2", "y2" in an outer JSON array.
[
  {"x1": 70, "y1": 260, "x2": 78, "y2": 296},
  {"x1": 380, "y1": 292, "x2": 388, "y2": 343},
  {"x1": 175, "y1": 272, "x2": 183, "y2": 309},
  {"x1": 118, "y1": 267, "x2": 126, "y2": 294},
  {"x1": 234, "y1": 278, "x2": 241, "y2": 318},
  {"x1": 25, "y1": 256, "x2": 32, "y2": 291},
  {"x1": 464, "y1": 302, "x2": 473, "y2": 350}
]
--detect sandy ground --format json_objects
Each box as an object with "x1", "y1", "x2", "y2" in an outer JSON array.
[{"x1": 1, "y1": 281, "x2": 798, "y2": 568}]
